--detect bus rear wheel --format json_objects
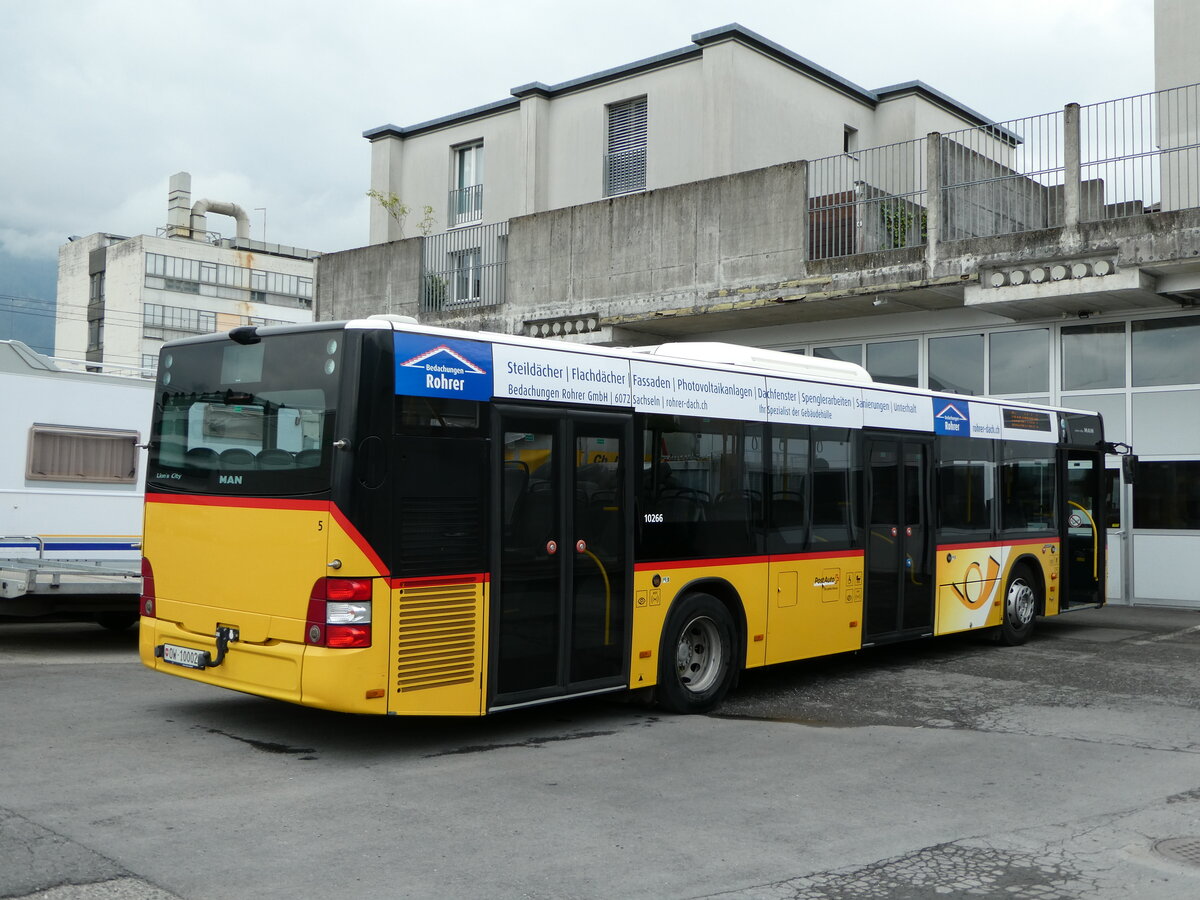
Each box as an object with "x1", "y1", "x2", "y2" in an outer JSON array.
[
  {"x1": 657, "y1": 593, "x2": 736, "y2": 714},
  {"x1": 992, "y1": 567, "x2": 1038, "y2": 646}
]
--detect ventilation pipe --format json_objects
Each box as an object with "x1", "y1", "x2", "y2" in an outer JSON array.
[{"x1": 190, "y1": 199, "x2": 251, "y2": 241}]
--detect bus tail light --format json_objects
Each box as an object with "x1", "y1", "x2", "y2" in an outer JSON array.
[
  {"x1": 140, "y1": 557, "x2": 157, "y2": 618},
  {"x1": 306, "y1": 578, "x2": 373, "y2": 648}
]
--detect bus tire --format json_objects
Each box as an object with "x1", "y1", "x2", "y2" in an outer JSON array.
[
  {"x1": 657, "y1": 592, "x2": 736, "y2": 714},
  {"x1": 992, "y1": 566, "x2": 1038, "y2": 646}
]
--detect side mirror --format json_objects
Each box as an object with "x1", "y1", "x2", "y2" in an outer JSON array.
[{"x1": 1121, "y1": 454, "x2": 1138, "y2": 486}]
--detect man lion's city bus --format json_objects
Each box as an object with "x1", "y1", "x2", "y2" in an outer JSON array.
[{"x1": 139, "y1": 317, "x2": 1119, "y2": 715}]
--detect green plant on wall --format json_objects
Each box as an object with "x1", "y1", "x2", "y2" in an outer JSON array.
[
  {"x1": 367, "y1": 189, "x2": 410, "y2": 238},
  {"x1": 880, "y1": 200, "x2": 928, "y2": 249},
  {"x1": 366, "y1": 190, "x2": 438, "y2": 239},
  {"x1": 416, "y1": 205, "x2": 437, "y2": 237},
  {"x1": 423, "y1": 273, "x2": 447, "y2": 310}
]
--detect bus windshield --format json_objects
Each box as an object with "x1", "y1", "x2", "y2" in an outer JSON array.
[{"x1": 147, "y1": 329, "x2": 342, "y2": 496}]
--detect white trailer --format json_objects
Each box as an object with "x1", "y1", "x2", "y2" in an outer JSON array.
[{"x1": 0, "y1": 340, "x2": 153, "y2": 627}]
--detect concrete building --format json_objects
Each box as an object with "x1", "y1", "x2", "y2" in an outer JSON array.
[
  {"x1": 55, "y1": 173, "x2": 317, "y2": 375},
  {"x1": 318, "y1": 18, "x2": 1200, "y2": 609}
]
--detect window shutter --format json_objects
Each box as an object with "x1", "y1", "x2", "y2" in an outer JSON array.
[{"x1": 605, "y1": 97, "x2": 647, "y2": 196}]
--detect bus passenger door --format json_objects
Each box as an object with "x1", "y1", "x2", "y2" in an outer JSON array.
[
  {"x1": 1063, "y1": 450, "x2": 1105, "y2": 608},
  {"x1": 864, "y1": 436, "x2": 934, "y2": 642},
  {"x1": 493, "y1": 408, "x2": 632, "y2": 707}
]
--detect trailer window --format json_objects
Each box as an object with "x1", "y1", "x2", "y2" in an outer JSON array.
[{"x1": 26, "y1": 424, "x2": 140, "y2": 484}]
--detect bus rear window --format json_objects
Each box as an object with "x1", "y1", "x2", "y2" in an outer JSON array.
[{"x1": 148, "y1": 330, "x2": 341, "y2": 495}]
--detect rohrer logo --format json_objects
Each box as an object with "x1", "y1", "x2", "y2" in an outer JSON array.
[
  {"x1": 394, "y1": 334, "x2": 493, "y2": 401},
  {"x1": 934, "y1": 401, "x2": 970, "y2": 436}
]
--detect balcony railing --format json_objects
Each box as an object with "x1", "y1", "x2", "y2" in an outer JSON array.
[
  {"x1": 421, "y1": 222, "x2": 508, "y2": 312},
  {"x1": 806, "y1": 82, "x2": 1200, "y2": 262},
  {"x1": 448, "y1": 183, "x2": 483, "y2": 227},
  {"x1": 604, "y1": 148, "x2": 646, "y2": 197}
]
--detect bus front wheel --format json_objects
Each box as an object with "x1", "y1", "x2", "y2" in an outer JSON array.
[
  {"x1": 657, "y1": 593, "x2": 736, "y2": 714},
  {"x1": 992, "y1": 567, "x2": 1038, "y2": 646}
]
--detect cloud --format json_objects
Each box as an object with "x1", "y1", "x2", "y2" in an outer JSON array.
[{"x1": 0, "y1": 0, "x2": 1156, "y2": 273}]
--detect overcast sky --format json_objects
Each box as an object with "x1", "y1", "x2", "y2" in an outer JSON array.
[{"x1": 0, "y1": 0, "x2": 1155, "y2": 273}]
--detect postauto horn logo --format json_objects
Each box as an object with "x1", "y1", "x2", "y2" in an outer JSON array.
[{"x1": 394, "y1": 333, "x2": 493, "y2": 401}]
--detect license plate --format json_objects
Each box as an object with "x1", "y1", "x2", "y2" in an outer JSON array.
[{"x1": 161, "y1": 643, "x2": 209, "y2": 670}]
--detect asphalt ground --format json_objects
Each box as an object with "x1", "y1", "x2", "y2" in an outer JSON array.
[{"x1": 1, "y1": 603, "x2": 1198, "y2": 899}]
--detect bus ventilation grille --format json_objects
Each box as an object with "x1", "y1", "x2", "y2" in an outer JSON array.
[{"x1": 395, "y1": 582, "x2": 479, "y2": 693}]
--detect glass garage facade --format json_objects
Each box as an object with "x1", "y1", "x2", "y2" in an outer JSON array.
[{"x1": 759, "y1": 310, "x2": 1200, "y2": 608}]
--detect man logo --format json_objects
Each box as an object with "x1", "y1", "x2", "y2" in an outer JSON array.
[{"x1": 219, "y1": 475, "x2": 243, "y2": 485}]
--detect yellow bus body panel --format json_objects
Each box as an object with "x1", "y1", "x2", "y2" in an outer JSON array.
[
  {"x1": 387, "y1": 578, "x2": 489, "y2": 717},
  {"x1": 630, "y1": 558, "x2": 769, "y2": 689},
  {"x1": 934, "y1": 540, "x2": 1061, "y2": 636},
  {"x1": 140, "y1": 496, "x2": 393, "y2": 715},
  {"x1": 764, "y1": 554, "x2": 864, "y2": 664}
]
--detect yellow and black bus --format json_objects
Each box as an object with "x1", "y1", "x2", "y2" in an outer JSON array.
[{"x1": 139, "y1": 317, "x2": 1119, "y2": 715}]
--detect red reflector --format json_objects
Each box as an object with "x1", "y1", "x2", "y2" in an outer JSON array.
[
  {"x1": 326, "y1": 624, "x2": 371, "y2": 648},
  {"x1": 140, "y1": 557, "x2": 156, "y2": 618}
]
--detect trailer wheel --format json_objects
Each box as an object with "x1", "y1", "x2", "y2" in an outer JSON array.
[{"x1": 96, "y1": 612, "x2": 138, "y2": 632}]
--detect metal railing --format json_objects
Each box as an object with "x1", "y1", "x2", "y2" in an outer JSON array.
[
  {"x1": 1080, "y1": 83, "x2": 1200, "y2": 220},
  {"x1": 604, "y1": 148, "x2": 647, "y2": 197},
  {"x1": 940, "y1": 110, "x2": 1065, "y2": 240},
  {"x1": 808, "y1": 138, "x2": 928, "y2": 260},
  {"x1": 391, "y1": 84, "x2": 1200, "y2": 315},
  {"x1": 421, "y1": 222, "x2": 508, "y2": 312},
  {"x1": 448, "y1": 184, "x2": 483, "y2": 226}
]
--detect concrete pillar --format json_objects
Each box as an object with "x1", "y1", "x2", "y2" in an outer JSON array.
[
  {"x1": 368, "y1": 135, "x2": 405, "y2": 244},
  {"x1": 797, "y1": 159, "x2": 810, "y2": 271},
  {"x1": 519, "y1": 94, "x2": 550, "y2": 215},
  {"x1": 924, "y1": 132, "x2": 942, "y2": 270},
  {"x1": 1064, "y1": 102, "x2": 1082, "y2": 234},
  {"x1": 167, "y1": 172, "x2": 191, "y2": 238}
]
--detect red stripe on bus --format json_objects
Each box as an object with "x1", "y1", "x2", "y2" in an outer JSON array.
[
  {"x1": 329, "y1": 505, "x2": 388, "y2": 577},
  {"x1": 145, "y1": 494, "x2": 325, "y2": 512},
  {"x1": 389, "y1": 573, "x2": 490, "y2": 589},
  {"x1": 145, "y1": 493, "x2": 388, "y2": 577},
  {"x1": 937, "y1": 539, "x2": 1060, "y2": 552},
  {"x1": 766, "y1": 549, "x2": 865, "y2": 563},
  {"x1": 635, "y1": 550, "x2": 865, "y2": 572}
]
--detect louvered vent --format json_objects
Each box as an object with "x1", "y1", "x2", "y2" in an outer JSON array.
[
  {"x1": 395, "y1": 582, "x2": 480, "y2": 693},
  {"x1": 604, "y1": 96, "x2": 647, "y2": 196},
  {"x1": 397, "y1": 497, "x2": 483, "y2": 576}
]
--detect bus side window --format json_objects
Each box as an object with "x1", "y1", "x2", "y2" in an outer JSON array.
[
  {"x1": 811, "y1": 427, "x2": 856, "y2": 551},
  {"x1": 768, "y1": 424, "x2": 810, "y2": 553}
]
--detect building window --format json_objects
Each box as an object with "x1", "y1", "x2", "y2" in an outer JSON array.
[
  {"x1": 604, "y1": 96, "x2": 647, "y2": 197},
  {"x1": 843, "y1": 126, "x2": 859, "y2": 156},
  {"x1": 867, "y1": 339, "x2": 918, "y2": 388},
  {"x1": 1062, "y1": 322, "x2": 1126, "y2": 391},
  {"x1": 1133, "y1": 460, "x2": 1200, "y2": 529},
  {"x1": 929, "y1": 334, "x2": 983, "y2": 395},
  {"x1": 450, "y1": 248, "x2": 482, "y2": 302},
  {"x1": 450, "y1": 142, "x2": 484, "y2": 226},
  {"x1": 26, "y1": 424, "x2": 140, "y2": 484},
  {"x1": 989, "y1": 329, "x2": 1049, "y2": 395},
  {"x1": 1132, "y1": 315, "x2": 1200, "y2": 387},
  {"x1": 814, "y1": 344, "x2": 863, "y2": 366},
  {"x1": 86, "y1": 320, "x2": 103, "y2": 353}
]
